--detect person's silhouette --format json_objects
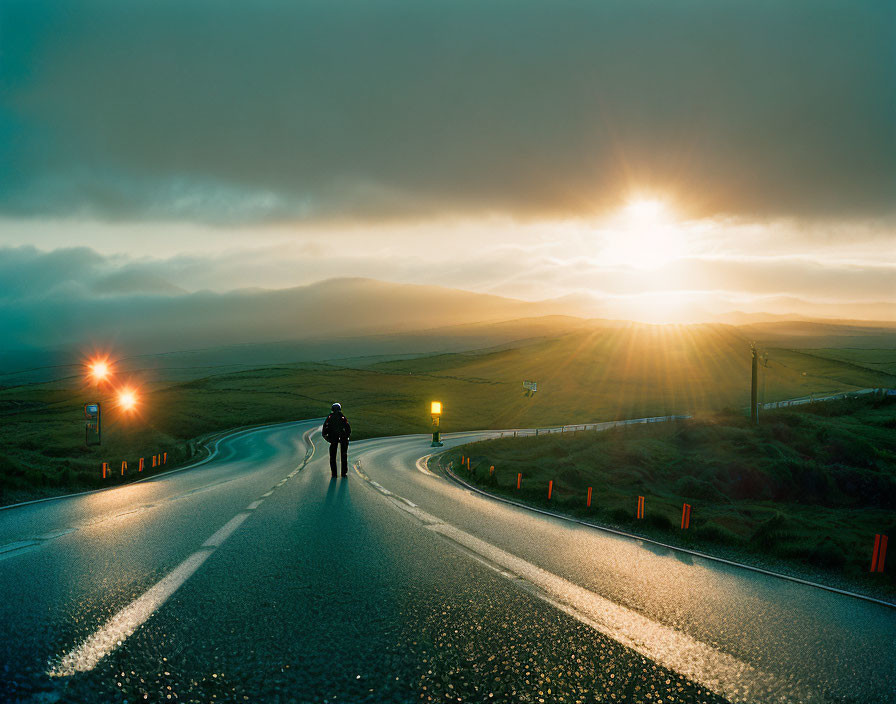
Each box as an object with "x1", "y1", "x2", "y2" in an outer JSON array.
[{"x1": 322, "y1": 402, "x2": 352, "y2": 478}]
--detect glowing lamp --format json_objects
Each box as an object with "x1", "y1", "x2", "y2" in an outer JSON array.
[
  {"x1": 90, "y1": 360, "x2": 110, "y2": 381},
  {"x1": 430, "y1": 401, "x2": 443, "y2": 447},
  {"x1": 117, "y1": 388, "x2": 138, "y2": 412}
]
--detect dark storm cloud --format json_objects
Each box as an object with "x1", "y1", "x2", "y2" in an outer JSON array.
[{"x1": 1, "y1": 0, "x2": 893, "y2": 224}]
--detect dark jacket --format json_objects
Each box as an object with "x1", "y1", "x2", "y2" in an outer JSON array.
[{"x1": 322, "y1": 411, "x2": 351, "y2": 443}]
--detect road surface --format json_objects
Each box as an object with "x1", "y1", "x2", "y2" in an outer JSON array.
[{"x1": 1, "y1": 420, "x2": 894, "y2": 703}]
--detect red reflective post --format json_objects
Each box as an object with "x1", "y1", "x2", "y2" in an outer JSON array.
[
  {"x1": 586, "y1": 486, "x2": 592, "y2": 507},
  {"x1": 548, "y1": 480, "x2": 553, "y2": 500},
  {"x1": 871, "y1": 534, "x2": 881, "y2": 572},
  {"x1": 516, "y1": 473, "x2": 521, "y2": 489},
  {"x1": 878, "y1": 535, "x2": 888, "y2": 572},
  {"x1": 872, "y1": 534, "x2": 888, "y2": 573}
]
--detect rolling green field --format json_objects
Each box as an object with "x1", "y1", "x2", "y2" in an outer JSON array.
[
  {"x1": 443, "y1": 394, "x2": 896, "y2": 591},
  {"x1": 1, "y1": 322, "x2": 894, "y2": 505}
]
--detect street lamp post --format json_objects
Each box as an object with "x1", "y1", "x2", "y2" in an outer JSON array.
[{"x1": 431, "y1": 401, "x2": 443, "y2": 447}]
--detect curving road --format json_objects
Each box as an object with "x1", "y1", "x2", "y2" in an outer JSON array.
[{"x1": 1, "y1": 420, "x2": 894, "y2": 703}]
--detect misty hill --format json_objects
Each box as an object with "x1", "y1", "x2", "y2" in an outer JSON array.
[
  {"x1": 0, "y1": 315, "x2": 596, "y2": 387},
  {"x1": 740, "y1": 320, "x2": 896, "y2": 349},
  {"x1": 0, "y1": 277, "x2": 583, "y2": 361},
  {"x1": 2, "y1": 274, "x2": 894, "y2": 387}
]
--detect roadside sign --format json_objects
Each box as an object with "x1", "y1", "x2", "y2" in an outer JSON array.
[{"x1": 85, "y1": 402, "x2": 101, "y2": 446}]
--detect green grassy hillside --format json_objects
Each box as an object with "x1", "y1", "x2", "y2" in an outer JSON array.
[
  {"x1": 1, "y1": 323, "x2": 894, "y2": 504},
  {"x1": 444, "y1": 395, "x2": 896, "y2": 590},
  {"x1": 369, "y1": 324, "x2": 893, "y2": 425}
]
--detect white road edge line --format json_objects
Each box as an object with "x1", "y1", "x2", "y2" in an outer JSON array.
[
  {"x1": 441, "y1": 460, "x2": 896, "y2": 610},
  {"x1": 355, "y1": 465, "x2": 815, "y2": 704},
  {"x1": 246, "y1": 500, "x2": 264, "y2": 510}
]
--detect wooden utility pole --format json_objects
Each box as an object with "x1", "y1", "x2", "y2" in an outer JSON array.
[{"x1": 750, "y1": 343, "x2": 759, "y2": 425}]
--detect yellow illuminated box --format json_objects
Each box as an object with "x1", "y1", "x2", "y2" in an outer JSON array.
[{"x1": 431, "y1": 401, "x2": 442, "y2": 415}]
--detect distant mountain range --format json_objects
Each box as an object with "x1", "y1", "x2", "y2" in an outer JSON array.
[{"x1": 0, "y1": 277, "x2": 892, "y2": 385}]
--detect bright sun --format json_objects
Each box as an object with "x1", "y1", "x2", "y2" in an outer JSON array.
[{"x1": 602, "y1": 197, "x2": 687, "y2": 270}]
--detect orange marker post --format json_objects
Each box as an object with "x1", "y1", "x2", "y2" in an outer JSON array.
[
  {"x1": 102, "y1": 462, "x2": 108, "y2": 479},
  {"x1": 121, "y1": 460, "x2": 127, "y2": 476},
  {"x1": 163, "y1": 452, "x2": 167, "y2": 464},
  {"x1": 586, "y1": 486, "x2": 592, "y2": 507},
  {"x1": 871, "y1": 534, "x2": 888, "y2": 573},
  {"x1": 681, "y1": 503, "x2": 691, "y2": 530},
  {"x1": 139, "y1": 457, "x2": 144, "y2": 472},
  {"x1": 637, "y1": 495, "x2": 645, "y2": 519},
  {"x1": 489, "y1": 465, "x2": 494, "y2": 476},
  {"x1": 548, "y1": 480, "x2": 553, "y2": 500},
  {"x1": 466, "y1": 457, "x2": 471, "y2": 471},
  {"x1": 516, "y1": 473, "x2": 522, "y2": 489}
]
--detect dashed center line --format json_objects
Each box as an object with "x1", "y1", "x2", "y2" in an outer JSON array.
[
  {"x1": 202, "y1": 512, "x2": 250, "y2": 548},
  {"x1": 46, "y1": 430, "x2": 319, "y2": 677}
]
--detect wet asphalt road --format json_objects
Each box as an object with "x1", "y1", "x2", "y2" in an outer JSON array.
[{"x1": 1, "y1": 420, "x2": 894, "y2": 703}]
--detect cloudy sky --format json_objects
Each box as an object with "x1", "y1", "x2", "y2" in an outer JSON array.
[{"x1": 1, "y1": 0, "x2": 893, "y2": 336}]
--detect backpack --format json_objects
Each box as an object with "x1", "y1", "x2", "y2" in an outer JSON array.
[{"x1": 324, "y1": 412, "x2": 346, "y2": 441}]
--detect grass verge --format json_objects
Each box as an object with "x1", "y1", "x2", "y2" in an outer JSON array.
[{"x1": 441, "y1": 394, "x2": 896, "y2": 599}]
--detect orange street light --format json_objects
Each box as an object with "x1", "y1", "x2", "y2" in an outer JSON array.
[
  {"x1": 89, "y1": 359, "x2": 111, "y2": 382},
  {"x1": 117, "y1": 387, "x2": 138, "y2": 412}
]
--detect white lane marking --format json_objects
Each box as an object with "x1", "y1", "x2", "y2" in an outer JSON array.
[
  {"x1": 37, "y1": 528, "x2": 76, "y2": 541},
  {"x1": 45, "y1": 425, "x2": 323, "y2": 677},
  {"x1": 246, "y1": 500, "x2": 263, "y2": 510},
  {"x1": 261, "y1": 491, "x2": 274, "y2": 498},
  {"x1": 369, "y1": 480, "x2": 392, "y2": 496},
  {"x1": 48, "y1": 548, "x2": 214, "y2": 677},
  {"x1": 0, "y1": 539, "x2": 41, "y2": 557},
  {"x1": 361, "y1": 475, "x2": 814, "y2": 704},
  {"x1": 415, "y1": 455, "x2": 438, "y2": 477},
  {"x1": 202, "y1": 513, "x2": 250, "y2": 548}
]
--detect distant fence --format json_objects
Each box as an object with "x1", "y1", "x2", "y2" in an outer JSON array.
[
  {"x1": 493, "y1": 415, "x2": 691, "y2": 439},
  {"x1": 760, "y1": 388, "x2": 895, "y2": 411}
]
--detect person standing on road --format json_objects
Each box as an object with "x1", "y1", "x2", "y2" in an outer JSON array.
[{"x1": 322, "y1": 402, "x2": 352, "y2": 478}]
